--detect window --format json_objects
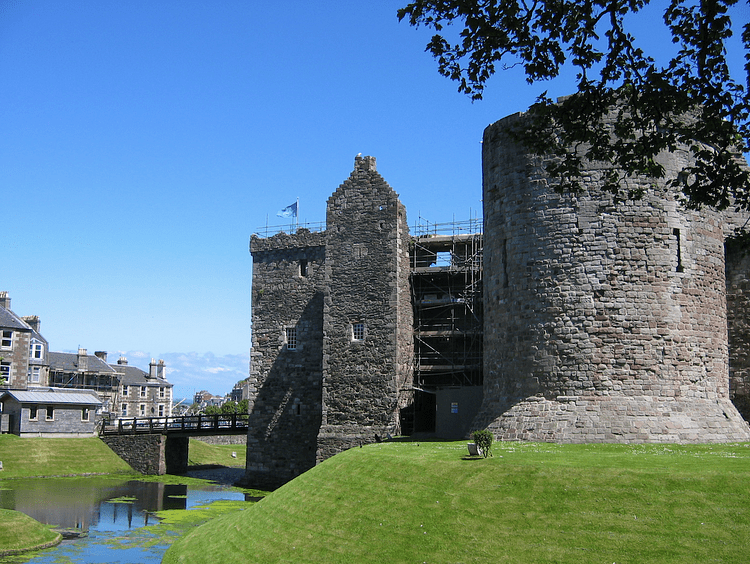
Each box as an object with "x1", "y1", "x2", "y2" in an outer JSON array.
[
  {"x1": 0, "y1": 362, "x2": 10, "y2": 380},
  {"x1": 352, "y1": 322, "x2": 365, "y2": 342},
  {"x1": 122, "y1": 385, "x2": 129, "y2": 396},
  {"x1": 28, "y1": 366, "x2": 40, "y2": 384},
  {"x1": 140, "y1": 386, "x2": 147, "y2": 398},
  {"x1": 46, "y1": 406, "x2": 54, "y2": 421},
  {"x1": 29, "y1": 406, "x2": 38, "y2": 421},
  {"x1": 81, "y1": 408, "x2": 90, "y2": 421},
  {"x1": 299, "y1": 259, "x2": 308, "y2": 277},
  {"x1": 29, "y1": 341, "x2": 43, "y2": 360},
  {"x1": 121, "y1": 403, "x2": 128, "y2": 417},
  {"x1": 1, "y1": 331, "x2": 12, "y2": 349},
  {"x1": 159, "y1": 387, "x2": 165, "y2": 399},
  {"x1": 158, "y1": 404, "x2": 165, "y2": 417},
  {"x1": 286, "y1": 327, "x2": 297, "y2": 350},
  {"x1": 139, "y1": 404, "x2": 146, "y2": 417}
]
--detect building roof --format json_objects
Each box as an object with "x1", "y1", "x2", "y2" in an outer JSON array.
[
  {"x1": 0, "y1": 307, "x2": 32, "y2": 331},
  {"x1": 1, "y1": 388, "x2": 102, "y2": 406},
  {"x1": 48, "y1": 352, "x2": 117, "y2": 374},
  {"x1": 111, "y1": 364, "x2": 171, "y2": 387}
]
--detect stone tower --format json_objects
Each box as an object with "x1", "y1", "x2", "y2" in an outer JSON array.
[
  {"x1": 245, "y1": 156, "x2": 413, "y2": 489},
  {"x1": 474, "y1": 112, "x2": 750, "y2": 442},
  {"x1": 317, "y1": 155, "x2": 413, "y2": 460}
]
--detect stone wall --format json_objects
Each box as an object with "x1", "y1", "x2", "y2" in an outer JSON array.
[
  {"x1": 244, "y1": 230, "x2": 326, "y2": 489},
  {"x1": 727, "y1": 242, "x2": 750, "y2": 420},
  {"x1": 102, "y1": 434, "x2": 166, "y2": 475},
  {"x1": 244, "y1": 156, "x2": 414, "y2": 489},
  {"x1": 475, "y1": 111, "x2": 750, "y2": 442},
  {"x1": 317, "y1": 156, "x2": 413, "y2": 460}
]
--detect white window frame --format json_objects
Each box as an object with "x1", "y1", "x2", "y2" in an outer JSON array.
[
  {"x1": 81, "y1": 408, "x2": 90, "y2": 422},
  {"x1": 159, "y1": 387, "x2": 165, "y2": 399},
  {"x1": 28, "y1": 406, "x2": 38, "y2": 421},
  {"x1": 45, "y1": 406, "x2": 54, "y2": 421},
  {"x1": 140, "y1": 386, "x2": 147, "y2": 398},
  {"x1": 1, "y1": 330, "x2": 12, "y2": 349},
  {"x1": 139, "y1": 404, "x2": 146, "y2": 417},
  {"x1": 28, "y1": 366, "x2": 41, "y2": 384},
  {"x1": 158, "y1": 404, "x2": 165, "y2": 417},
  {"x1": 122, "y1": 385, "x2": 129, "y2": 396},
  {"x1": 121, "y1": 403, "x2": 128, "y2": 417},
  {"x1": 29, "y1": 340, "x2": 44, "y2": 360},
  {"x1": 0, "y1": 362, "x2": 10, "y2": 380}
]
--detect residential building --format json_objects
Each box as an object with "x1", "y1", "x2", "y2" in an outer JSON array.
[
  {"x1": 112, "y1": 357, "x2": 173, "y2": 419},
  {"x1": 0, "y1": 292, "x2": 49, "y2": 389}
]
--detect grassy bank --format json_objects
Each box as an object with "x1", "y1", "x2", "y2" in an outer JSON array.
[
  {"x1": 164, "y1": 441, "x2": 750, "y2": 564},
  {"x1": 0, "y1": 509, "x2": 61, "y2": 557},
  {"x1": 188, "y1": 439, "x2": 246, "y2": 468},
  {"x1": 0, "y1": 435, "x2": 134, "y2": 479}
]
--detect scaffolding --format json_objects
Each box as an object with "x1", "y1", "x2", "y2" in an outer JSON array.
[{"x1": 410, "y1": 218, "x2": 483, "y2": 390}]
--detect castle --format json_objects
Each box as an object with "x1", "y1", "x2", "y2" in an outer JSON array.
[{"x1": 245, "y1": 113, "x2": 750, "y2": 489}]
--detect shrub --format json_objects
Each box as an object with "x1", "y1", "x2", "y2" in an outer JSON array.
[{"x1": 472, "y1": 429, "x2": 493, "y2": 458}]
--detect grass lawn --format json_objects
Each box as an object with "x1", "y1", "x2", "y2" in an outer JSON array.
[
  {"x1": 0, "y1": 509, "x2": 60, "y2": 557},
  {"x1": 188, "y1": 439, "x2": 246, "y2": 468},
  {"x1": 164, "y1": 440, "x2": 750, "y2": 564},
  {"x1": 0, "y1": 435, "x2": 134, "y2": 479}
]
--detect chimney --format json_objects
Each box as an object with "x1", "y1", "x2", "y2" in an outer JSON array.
[
  {"x1": 77, "y1": 348, "x2": 88, "y2": 372},
  {"x1": 117, "y1": 356, "x2": 128, "y2": 365},
  {"x1": 94, "y1": 351, "x2": 107, "y2": 363},
  {"x1": 149, "y1": 358, "x2": 165, "y2": 380},
  {"x1": 22, "y1": 316, "x2": 40, "y2": 333},
  {"x1": 0, "y1": 292, "x2": 10, "y2": 310}
]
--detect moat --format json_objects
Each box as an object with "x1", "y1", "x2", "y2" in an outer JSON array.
[{"x1": 0, "y1": 471, "x2": 249, "y2": 563}]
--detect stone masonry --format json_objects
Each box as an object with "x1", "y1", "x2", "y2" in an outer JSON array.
[
  {"x1": 245, "y1": 156, "x2": 413, "y2": 489},
  {"x1": 474, "y1": 111, "x2": 750, "y2": 442},
  {"x1": 727, "y1": 243, "x2": 750, "y2": 420}
]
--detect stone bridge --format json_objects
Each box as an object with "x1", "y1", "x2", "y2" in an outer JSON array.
[{"x1": 100, "y1": 414, "x2": 248, "y2": 475}]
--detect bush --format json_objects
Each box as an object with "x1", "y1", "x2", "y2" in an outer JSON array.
[{"x1": 472, "y1": 429, "x2": 493, "y2": 458}]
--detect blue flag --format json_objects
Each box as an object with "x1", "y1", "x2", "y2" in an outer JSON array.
[{"x1": 277, "y1": 202, "x2": 298, "y2": 218}]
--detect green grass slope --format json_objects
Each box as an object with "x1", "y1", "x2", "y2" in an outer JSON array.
[
  {"x1": 0, "y1": 435, "x2": 134, "y2": 478},
  {"x1": 0, "y1": 509, "x2": 61, "y2": 557},
  {"x1": 187, "y1": 439, "x2": 246, "y2": 468},
  {"x1": 164, "y1": 441, "x2": 750, "y2": 564}
]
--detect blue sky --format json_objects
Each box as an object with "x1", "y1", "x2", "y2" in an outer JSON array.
[{"x1": 1, "y1": 1, "x2": 747, "y2": 400}]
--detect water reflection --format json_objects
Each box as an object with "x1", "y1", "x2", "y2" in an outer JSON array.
[
  {"x1": 0, "y1": 477, "x2": 247, "y2": 564},
  {"x1": 0, "y1": 479, "x2": 197, "y2": 532}
]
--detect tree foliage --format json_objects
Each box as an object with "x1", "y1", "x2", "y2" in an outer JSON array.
[{"x1": 398, "y1": 0, "x2": 750, "y2": 211}]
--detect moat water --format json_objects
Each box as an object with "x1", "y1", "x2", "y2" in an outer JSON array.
[{"x1": 0, "y1": 471, "x2": 248, "y2": 563}]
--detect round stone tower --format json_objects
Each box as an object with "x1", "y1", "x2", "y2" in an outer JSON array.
[{"x1": 474, "y1": 111, "x2": 750, "y2": 443}]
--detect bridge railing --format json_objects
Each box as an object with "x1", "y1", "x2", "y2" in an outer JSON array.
[{"x1": 100, "y1": 413, "x2": 250, "y2": 435}]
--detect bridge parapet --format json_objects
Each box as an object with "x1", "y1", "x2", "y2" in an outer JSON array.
[{"x1": 101, "y1": 414, "x2": 249, "y2": 436}]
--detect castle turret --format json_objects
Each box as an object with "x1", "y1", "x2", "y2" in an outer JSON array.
[{"x1": 474, "y1": 110, "x2": 750, "y2": 442}]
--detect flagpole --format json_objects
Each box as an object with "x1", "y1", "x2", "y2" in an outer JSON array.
[{"x1": 296, "y1": 197, "x2": 299, "y2": 230}]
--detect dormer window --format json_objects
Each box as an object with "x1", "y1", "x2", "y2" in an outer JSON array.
[{"x1": 30, "y1": 341, "x2": 43, "y2": 360}]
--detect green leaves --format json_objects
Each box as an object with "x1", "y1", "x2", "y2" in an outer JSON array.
[{"x1": 399, "y1": 0, "x2": 750, "y2": 211}]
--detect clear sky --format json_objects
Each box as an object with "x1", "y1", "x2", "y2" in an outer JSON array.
[{"x1": 1, "y1": 1, "x2": 747, "y2": 400}]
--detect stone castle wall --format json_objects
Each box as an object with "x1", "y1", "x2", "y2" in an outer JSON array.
[
  {"x1": 317, "y1": 156, "x2": 413, "y2": 460},
  {"x1": 245, "y1": 230, "x2": 326, "y2": 488},
  {"x1": 475, "y1": 112, "x2": 750, "y2": 442},
  {"x1": 727, "y1": 243, "x2": 750, "y2": 420},
  {"x1": 245, "y1": 156, "x2": 413, "y2": 488}
]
